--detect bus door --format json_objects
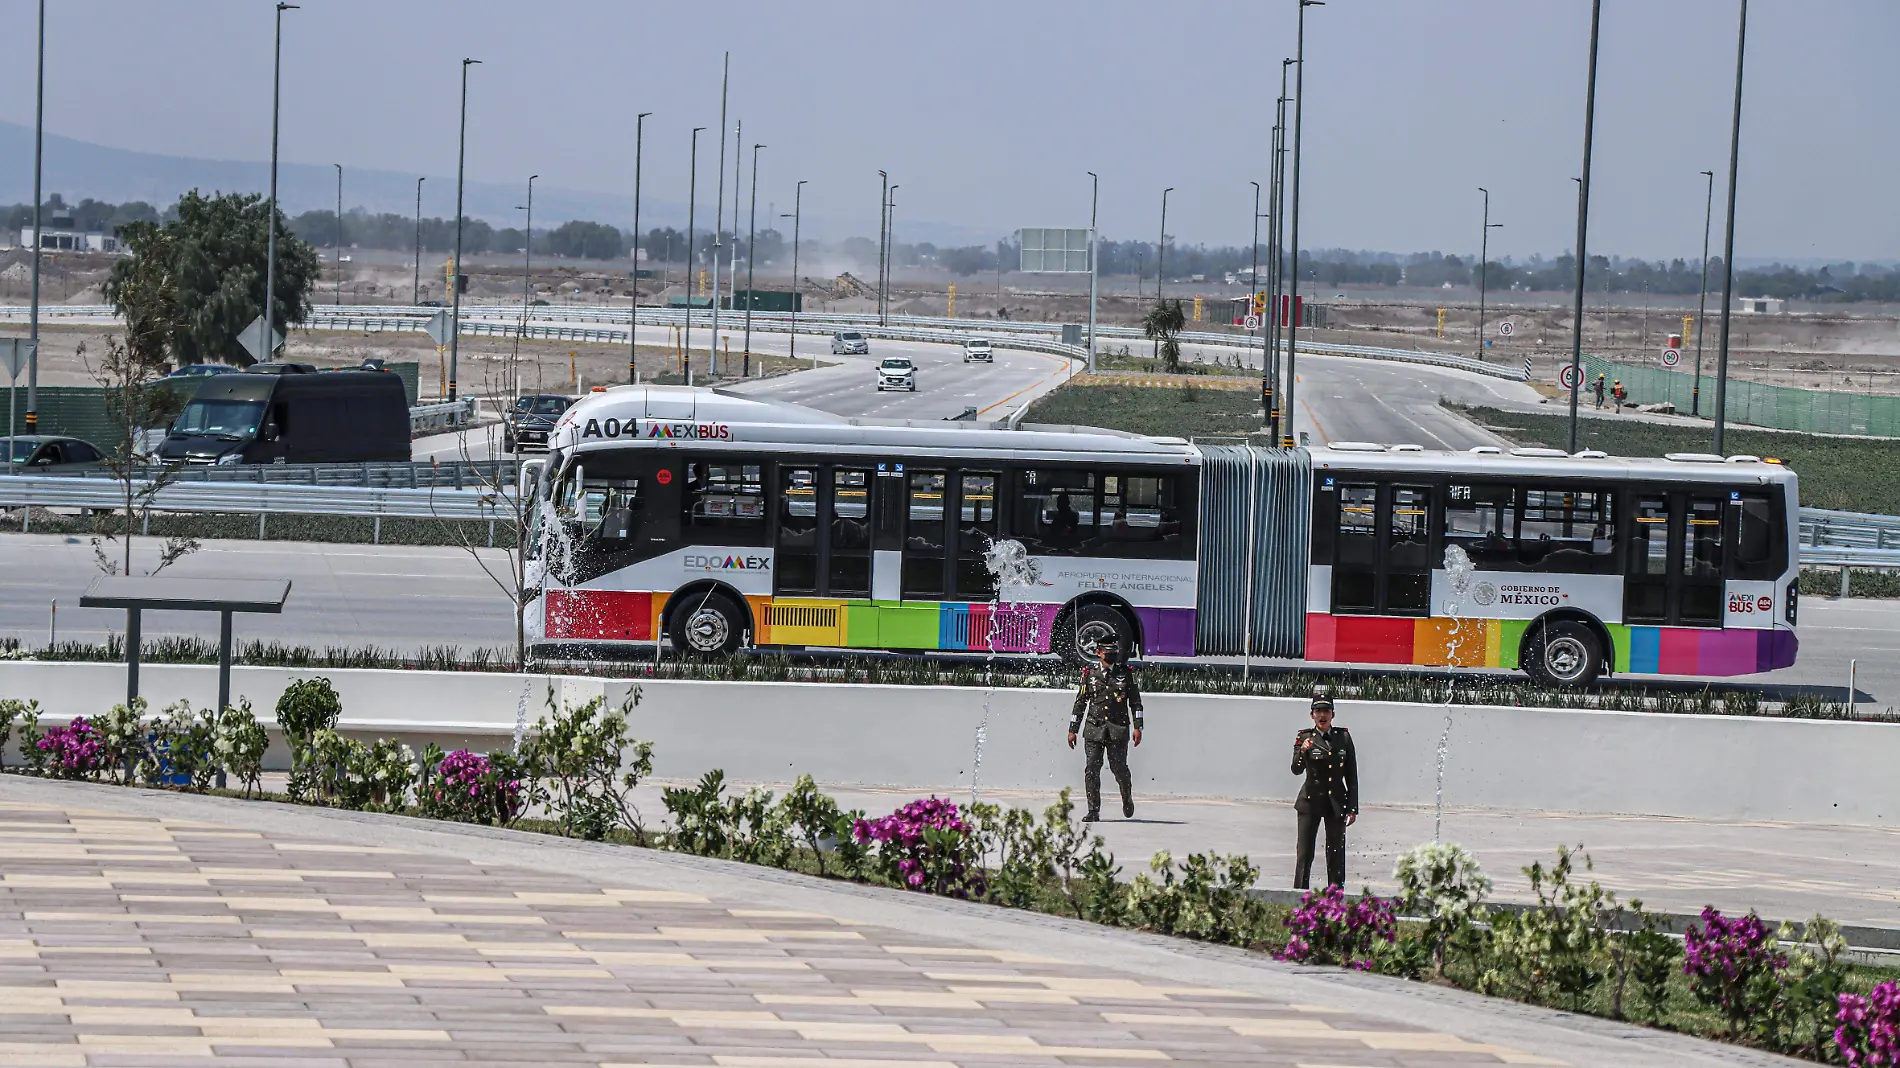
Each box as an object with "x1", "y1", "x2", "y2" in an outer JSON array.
[
  {"x1": 896, "y1": 467, "x2": 950, "y2": 601},
  {"x1": 1331, "y1": 482, "x2": 1431, "y2": 616},
  {"x1": 1624, "y1": 491, "x2": 1726, "y2": 627}
]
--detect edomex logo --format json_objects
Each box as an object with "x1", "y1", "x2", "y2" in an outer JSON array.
[{"x1": 684, "y1": 554, "x2": 770, "y2": 571}]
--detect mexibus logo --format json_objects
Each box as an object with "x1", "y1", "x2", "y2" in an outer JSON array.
[
  {"x1": 645, "y1": 421, "x2": 732, "y2": 440},
  {"x1": 684, "y1": 554, "x2": 770, "y2": 571}
]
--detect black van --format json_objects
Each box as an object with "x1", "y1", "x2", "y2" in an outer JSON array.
[{"x1": 155, "y1": 368, "x2": 410, "y2": 465}]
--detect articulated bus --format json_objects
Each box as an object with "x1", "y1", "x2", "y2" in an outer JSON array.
[{"x1": 526, "y1": 386, "x2": 1799, "y2": 685}]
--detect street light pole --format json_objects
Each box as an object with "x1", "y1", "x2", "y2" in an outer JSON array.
[
  {"x1": 886, "y1": 185, "x2": 899, "y2": 323},
  {"x1": 257, "y1": 3, "x2": 297, "y2": 373},
  {"x1": 630, "y1": 111, "x2": 651, "y2": 384},
  {"x1": 26, "y1": 0, "x2": 47, "y2": 427},
  {"x1": 1086, "y1": 171, "x2": 1099, "y2": 372},
  {"x1": 1693, "y1": 168, "x2": 1714, "y2": 416},
  {"x1": 412, "y1": 177, "x2": 424, "y2": 305},
  {"x1": 1284, "y1": 0, "x2": 1323, "y2": 448},
  {"x1": 876, "y1": 171, "x2": 888, "y2": 324},
  {"x1": 1155, "y1": 186, "x2": 1172, "y2": 360},
  {"x1": 1250, "y1": 180, "x2": 1260, "y2": 375},
  {"x1": 1477, "y1": 187, "x2": 1502, "y2": 359},
  {"x1": 333, "y1": 163, "x2": 343, "y2": 305},
  {"x1": 685, "y1": 127, "x2": 705, "y2": 383},
  {"x1": 710, "y1": 54, "x2": 729, "y2": 379},
  {"x1": 783, "y1": 178, "x2": 805, "y2": 367},
  {"x1": 743, "y1": 142, "x2": 764, "y2": 376},
  {"x1": 520, "y1": 174, "x2": 537, "y2": 334},
  {"x1": 448, "y1": 57, "x2": 479, "y2": 403},
  {"x1": 1713, "y1": 0, "x2": 1749, "y2": 455},
  {"x1": 1267, "y1": 59, "x2": 1291, "y2": 442},
  {"x1": 1566, "y1": 0, "x2": 1601, "y2": 453}
]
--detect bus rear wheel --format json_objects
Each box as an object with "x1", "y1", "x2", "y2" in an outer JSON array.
[
  {"x1": 1058, "y1": 603, "x2": 1135, "y2": 665},
  {"x1": 670, "y1": 593, "x2": 745, "y2": 657},
  {"x1": 1525, "y1": 620, "x2": 1602, "y2": 687}
]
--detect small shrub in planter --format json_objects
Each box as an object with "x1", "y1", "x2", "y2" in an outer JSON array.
[
  {"x1": 36, "y1": 716, "x2": 108, "y2": 780},
  {"x1": 518, "y1": 692, "x2": 654, "y2": 843},
  {"x1": 422, "y1": 747, "x2": 522, "y2": 825},
  {"x1": 1683, "y1": 906, "x2": 1786, "y2": 1038},
  {"x1": 214, "y1": 699, "x2": 270, "y2": 798},
  {"x1": 1393, "y1": 841, "x2": 1492, "y2": 976},
  {"x1": 1273, "y1": 884, "x2": 1397, "y2": 968},
  {"x1": 1486, "y1": 845, "x2": 1614, "y2": 1009},
  {"x1": 0, "y1": 698, "x2": 40, "y2": 773},
  {"x1": 142, "y1": 700, "x2": 219, "y2": 791},
  {"x1": 853, "y1": 796, "x2": 985, "y2": 898},
  {"x1": 278, "y1": 677, "x2": 343, "y2": 801}
]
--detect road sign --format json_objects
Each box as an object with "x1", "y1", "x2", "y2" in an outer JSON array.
[
  {"x1": 1558, "y1": 364, "x2": 1581, "y2": 390},
  {"x1": 0, "y1": 338, "x2": 35, "y2": 380},
  {"x1": 1244, "y1": 314, "x2": 1261, "y2": 331},
  {"x1": 238, "y1": 316, "x2": 285, "y2": 364},
  {"x1": 1661, "y1": 347, "x2": 1681, "y2": 367},
  {"x1": 1017, "y1": 228, "x2": 1091, "y2": 273},
  {"x1": 1498, "y1": 321, "x2": 1514, "y2": 337},
  {"x1": 424, "y1": 310, "x2": 454, "y2": 347}
]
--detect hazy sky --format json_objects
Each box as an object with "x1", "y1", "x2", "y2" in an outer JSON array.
[{"x1": 4, "y1": 0, "x2": 1895, "y2": 261}]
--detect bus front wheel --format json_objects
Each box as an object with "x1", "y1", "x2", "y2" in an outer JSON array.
[
  {"x1": 670, "y1": 593, "x2": 745, "y2": 657},
  {"x1": 1524, "y1": 620, "x2": 1602, "y2": 687},
  {"x1": 1057, "y1": 603, "x2": 1135, "y2": 665}
]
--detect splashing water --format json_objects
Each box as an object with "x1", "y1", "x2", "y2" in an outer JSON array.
[
  {"x1": 1433, "y1": 544, "x2": 1478, "y2": 842},
  {"x1": 971, "y1": 537, "x2": 1045, "y2": 808},
  {"x1": 512, "y1": 680, "x2": 533, "y2": 754}
]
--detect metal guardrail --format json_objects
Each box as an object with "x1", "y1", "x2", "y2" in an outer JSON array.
[
  {"x1": 1799, "y1": 507, "x2": 1900, "y2": 551},
  {"x1": 33, "y1": 459, "x2": 518, "y2": 490},
  {"x1": 0, "y1": 474, "x2": 511, "y2": 522},
  {"x1": 410, "y1": 398, "x2": 474, "y2": 433}
]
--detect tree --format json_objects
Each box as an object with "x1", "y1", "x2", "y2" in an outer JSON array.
[
  {"x1": 105, "y1": 190, "x2": 320, "y2": 368},
  {"x1": 1142, "y1": 299, "x2": 1186, "y2": 373}
]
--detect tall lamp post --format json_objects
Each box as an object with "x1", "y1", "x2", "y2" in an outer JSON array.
[
  {"x1": 1268, "y1": 57, "x2": 1292, "y2": 442},
  {"x1": 782, "y1": 179, "x2": 805, "y2": 366},
  {"x1": 1086, "y1": 171, "x2": 1099, "y2": 372},
  {"x1": 876, "y1": 171, "x2": 888, "y2": 324},
  {"x1": 1154, "y1": 186, "x2": 1172, "y2": 359},
  {"x1": 709, "y1": 55, "x2": 729, "y2": 378},
  {"x1": 1283, "y1": 0, "x2": 1323, "y2": 447},
  {"x1": 1713, "y1": 0, "x2": 1749, "y2": 454},
  {"x1": 742, "y1": 142, "x2": 765, "y2": 375},
  {"x1": 1693, "y1": 169, "x2": 1715, "y2": 416},
  {"x1": 412, "y1": 177, "x2": 424, "y2": 305},
  {"x1": 1565, "y1": 0, "x2": 1602, "y2": 453},
  {"x1": 629, "y1": 111, "x2": 650, "y2": 384},
  {"x1": 684, "y1": 127, "x2": 705, "y2": 383},
  {"x1": 256, "y1": 2, "x2": 298, "y2": 373},
  {"x1": 332, "y1": 164, "x2": 343, "y2": 305},
  {"x1": 447, "y1": 57, "x2": 480, "y2": 404},
  {"x1": 886, "y1": 185, "x2": 899, "y2": 322},
  {"x1": 518, "y1": 174, "x2": 537, "y2": 334},
  {"x1": 1476, "y1": 187, "x2": 1503, "y2": 359},
  {"x1": 25, "y1": 0, "x2": 45, "y2": 429},
  {"x1": 1249, "y1": 180, "x2": 1261, "y2": 375}
]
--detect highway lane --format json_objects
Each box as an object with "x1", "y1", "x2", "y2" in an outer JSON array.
[{"x1": 0, "y1": 532, "x2": 1892, "y2": 703}]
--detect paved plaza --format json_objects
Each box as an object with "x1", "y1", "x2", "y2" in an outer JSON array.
[{"x1": 0, "y1": 776, "x2": 1808, "y2": 1068}]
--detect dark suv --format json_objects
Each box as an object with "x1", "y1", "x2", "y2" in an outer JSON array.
[{"x1": 505, "y1": 394, "x2": 573, "y2": 453}]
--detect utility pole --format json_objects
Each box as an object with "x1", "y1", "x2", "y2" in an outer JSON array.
[
  {"x1": 710, "y1": 53, "x2": 729, "y2": 379},
  {"x1": 332, "y1": 164, "x2": 343, "y2": 305},
  {"x1": 1155, "y1": 187, "x2": 1172, "y2": 359},
  {"x1": 518, "y1": 175, "x2": 537, "y2": 338},
  {"x1": 1566, "y1": 0, "x2": 1602, "y2": 453},
  {"x1": 1713, "y1": 0, "x2": 1749, "y2": 454},
  {"x1": 1476, "y1": 187, "x2": 1502, "y2": 359},
  {"x1": 783, "y1": 179, "x2": 805, "y2": 367},
  {"x1": 412, "y1": 177, "x2": 424, "y2": 305},
  {"x1": 1284, "y1": 0, "x2": 1324, "y2": 447},
  {"x1": 885, "y1": 185, "x2": 899, "y2": 323},
  {"x1": 257, "y1": 3, "x2": 298, "y2": 375},
  {"x1": 1086, "y1": 171, "x2": 1099, "y2": 371},
  {"x1": 743, "y1": 142, "x2": 764, "y2": 376},
  {"x1": 876, "y1": 170, "x2": 888, "y2": 324},
  {"x1": 685, "y1": 127, "x2": 705, "y2": 382},
  {"x1": 26, "y1": 0, "x2": 47, "y2": 427},
  {"x1": 1267, "y1": 59, "x2": 1292, "y2": 443},
  {"x1": 630, "y1": 112, "x2": 651, "y2": 384},
  {"x1": 1250, "y1": 180, "x2": 1261, "y2": 378},
  {"x1": 1693, "y1": 169, "x2": 1714, "y2": 416},
  {"x1": 448, "y1": 57, "x2": 480, "y2": 403}
]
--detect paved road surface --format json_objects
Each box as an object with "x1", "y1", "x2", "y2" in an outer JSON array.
[
  {"x1": 0, "y1": 533, "x2": 1892, "y2": 703},
  {"x1": 0, "y1": 776, "x2": 1795, "y2": 1068}
]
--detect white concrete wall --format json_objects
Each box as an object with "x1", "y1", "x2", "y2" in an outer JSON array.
[{"x1": 3, "y1": 661, "x2": 1895, "y2": 828}]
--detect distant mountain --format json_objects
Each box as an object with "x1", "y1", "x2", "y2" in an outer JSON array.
[{"x1": 0, "y1": 121, "x2": 1003, "y2": 246}]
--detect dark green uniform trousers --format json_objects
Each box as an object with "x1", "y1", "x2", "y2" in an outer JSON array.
[
  {"x1": 1083, "y1": 737, "x2": 1131, "y2": 816},
  {"x1": 1294, "y1": 800, "x2": 1347, "y2": 889}
]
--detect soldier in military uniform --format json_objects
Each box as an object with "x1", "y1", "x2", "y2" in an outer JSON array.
[
  {"x1": 1066, "y1": 634, "x2": 1143, "y2": 822},
  {"x1": 1291, "y1": 689, "x2": 1358, "y2": 889}
]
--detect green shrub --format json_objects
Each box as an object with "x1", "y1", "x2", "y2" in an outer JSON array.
[
  {"x1": 518, "y1": 690, "x2": 653, "y2": 842},
  {"x1": 0, "y1": 698, "x2": 39, "y2": 773},
  {"x1": 278, "y1": 678, "x2": 343, "y2": 801},
  {"x1": 662, "y1": 770, "x2": 734, "y2": 856},
  {"x1": 214, "y1": 699, "x2": 270, "y2": 798},
  {"x1": 142, "y1": 700, "x2": 219, "y2": 791},
  {"x1": 1486, "y1": 845, "x2": 1614, "y2": 1009},
  {"x1": 94, "y1": 699, "x2": 151, "y2": 785},
  {"x1": 1393, "y1": 841, "x2": 1493, "y2": 976}
]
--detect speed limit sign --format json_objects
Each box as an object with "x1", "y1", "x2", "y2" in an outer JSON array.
[
  {"x1": 1662, "y1": 347, "x2": 1681, "y2": 367},
  {"x1": 1244, "y1": 314, "x2": 1261, "y2": 331},
  {"x1": 1499, "y1": 321, "x2": 1514, "y2": 337},
  {"x1": 1558, "y1": 364, "x2": 1581, "y2": 390}
]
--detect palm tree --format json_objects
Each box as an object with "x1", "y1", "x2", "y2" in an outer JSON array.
[{"x1": 1142, "y1": 298, "x2": 1186, "y2": 373}]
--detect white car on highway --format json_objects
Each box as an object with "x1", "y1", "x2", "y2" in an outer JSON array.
[
  {"x1": 962, "y1": 338, "x2": 993, "y2": 363},
  {"x1": 831, "y1": 331, "x2": 870, "y2": 355},
  {"x1": 875, "y1": 356, "x2": 917, "y2": 392}
]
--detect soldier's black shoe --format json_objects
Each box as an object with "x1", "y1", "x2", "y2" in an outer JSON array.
[
  {"x1": 1082, "y1": 810, "x2": 1100, "y2": 823},
  {"x1": 1122, "y1": 797, "x2": 1134, "y2": 819}
]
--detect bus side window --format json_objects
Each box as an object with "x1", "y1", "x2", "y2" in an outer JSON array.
[
  {"x1": 1731, "y1": 492, "x2": 1780, "y2": 580},
  {"x1": 1096, "y1": 473, "x2": 1180, "y2": 559},
  {"x1": 1443, "y1": 484, "x2": 1512, "y2": 569}
]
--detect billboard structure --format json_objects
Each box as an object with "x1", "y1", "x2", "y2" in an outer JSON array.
[{"x1": 1017, "y1": 228, "x2": 1092, "y2": 274}]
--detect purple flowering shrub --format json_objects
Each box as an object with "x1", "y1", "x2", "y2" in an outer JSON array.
[
  {"x1": 853, "y1": 797, "x2": 985, "y2": 898},
  {"x1": 1273, "y1": 885, "x2": 1397, "y2": 969},
  {"x1": 1683, "y1": 907, "x2": 1786, "y2": 1036},
  {"x1": 422, "y1": 748, "x2": 523, "y2": 825},
  {"x1": 1837, "y1": 981, "x2": 1900, "y2": 1068},
  {"x1": 37, "y1": 716, "x2": 107, "y2": 779}
]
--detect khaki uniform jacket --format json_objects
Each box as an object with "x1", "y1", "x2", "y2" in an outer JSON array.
[
  {"x1": 1069, "y1": 663, "x2": 1144, "y2": 743},
  {"x1": 1291, "y1": 726, "x2": 1358, "y2": 815}
]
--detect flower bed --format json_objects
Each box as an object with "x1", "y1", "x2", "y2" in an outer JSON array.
[{"x1": 2, "y1": 686, "x2": 1894, "y2": 1063}]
